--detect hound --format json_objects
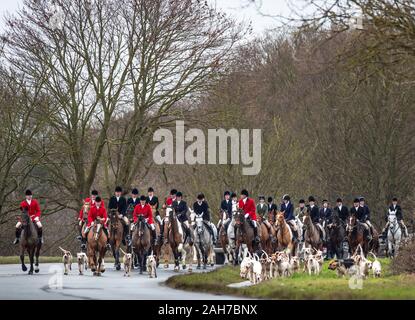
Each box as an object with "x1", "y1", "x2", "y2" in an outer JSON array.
[
  {"x1": 328, "y1": 259, "x2": 354, "y2": 278},
  {"x1": 351, "y1": 245, "x2": 370, "y2": 278},
  {"x1": 59, "y1": 247, "x2": 72, "y2": 275},
  {"x1": 146, "y1": 252, "x2": 158, "y2": 278},
  {"x1": 120, "y1": 248, "x2": 132, "y2": 277},
  {"x1": 290, "y1": 256, "x2": 300, "y2": 274},
  {"x1": 305, "y1": 254, "x2": 320, "y2": 276},
  {"x1": 368, "y1": 252, "x2": 382, "y2": 278},
  {"x1": 77, "y1": 252, "x2": 88, "y2": 275},
  {"x1": 240, "y1": 248, "x2": 253, "y2": 279},
  {"x1": 251, "y1": 254, "x2": 263, "y2": 284},
  {"x1": 301, "y1": 247, "x2": 314, "y2": 272},
  {"x1": 260, "y1": 251, "x2": 272, "y2": 280}
]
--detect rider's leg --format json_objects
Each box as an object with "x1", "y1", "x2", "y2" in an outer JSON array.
[
  {"x1": 81, "y1": 224, "x2": 91, "y2": 249},
  {"x1": 13, "y1": 222, "x2": 22, "y2": 245},
  {"x1": 210, "y1": 222, "x2": 218, "y2": 244},
  {"x1": 122, "y1": 216, "x2": 130, "y2": 245},
  {"x1": 150, "y1": 223, "x2": 157, "y2": 246},
  {"x1": 365, "y1": 221, "x2": 373, "y2": 241},
  {"x1": 399, "y1": 220, "x2": 409, "y2": 237},
  {"x1": 183, "y1": 220, "x2": 193, "y2": 244},
  {"x1": 77, "y1": 220, "x2": 84, "y2": 241},
  {"x1": 252, "y1": 220, "x2": 260, "y2": 243},
  {"x1": 382, "y1": 222, "x2": 389, "y2": 237},
  {"x1": 103, "y1": 227, "x2": 111, "y2": 250},
  {"x1": 34, "y1": 218, "x2": 43, "y2": 244}
]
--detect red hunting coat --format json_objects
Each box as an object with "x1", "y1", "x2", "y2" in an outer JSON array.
[
  {"x1": 87, "y1": 205, "x2": 108, "y2": 227},
  {"x1": 20, "y1": 199, "x2": 41, "y2": 222},
  {"x1": 78, "y1": 197, "x2": 105, "y2": 220},
  {"x1": 133, "y1": 203, "x2": 154, "y2": 224},
  {"x1": 238, "y1": 198, "x2": 257, "y2": 221}
]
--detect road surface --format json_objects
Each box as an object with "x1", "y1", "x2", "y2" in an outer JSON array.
[{"x1": 0, "y1": 263, "x2": 244, "y2": 300}]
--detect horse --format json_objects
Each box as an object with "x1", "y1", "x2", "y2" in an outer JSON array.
[
  {"x1": 387, "y1": 211, "x2": 402, "y2": 258},
  {"x1": 275, "y1": 212, "x2": 296, "y2": 255},
  {"x1": 190, "y1": 210, "x2": 214, "y2": 269},
  {"x1": 151, "y1": 205, "x2": 162, "y2": 267},
  {"x1": 218, "y1": 209, "x2": 236, "y2": 265},
  {"x1": 326, "y1": 213, "x2": 346, "y2": 259},
  {"x1": 108, "y1": 209, "x2": 124, "y2": 271},
  {"x1": 19, "y1": 209, "x2": 42, "y2": 275},
  {"x1": 86, "y1": 218, "x2": 107, "y2": 276},
  {"x1": 257, "y1": 215, "x2": 275, "y2": 254},
  {"x1": 346, "y1": 214, "x2": 369, "y2": 256},
  {"x1": 234, "y1": 209, "x2": 259, "y2": 257},
  {"x1": 165, "y1": 207, "x2": 193, "y2": 272},
  {"x1": 131, "y1": 214, "x2": 152, "y2": 274},
  {"x1": 303, "y1": 210, "x2": 323, "y2": 250}
]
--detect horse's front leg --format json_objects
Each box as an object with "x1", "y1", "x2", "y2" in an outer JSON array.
[
  {"x1": 20, "y1": 249, "x2": 27, "y2": 272},
  {"x1": 28, "y1": 248, "x2": 35, "y2": 275},
  {"x1": 34, "y1": 244, "x2": 41, "y2": 273}
]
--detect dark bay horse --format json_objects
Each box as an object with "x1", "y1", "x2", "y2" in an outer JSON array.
[
  {"x1": 19, "y1": 209, "x2": 42, "y2": 274},
  {"x1": 86, "y1": 218, "x2": 107, "y2": 276},
  {"x1": 131, "y1": 214, "x2": 151, "y2": 274},
  {"x1": 234, "y1": 209, "x2": 260, "y2": 258},
  {"x1": 108, "y1": 209, "x2": 124, "y2": 271},
  {"x1": 347, "y1": 214, "x2": 379, "y2": 256},
  {"x1": 326, "y1": 213, "x2": 346, "y2": 259},
  {"x1": 303, "y1": 211, "x2": 323, "y2": 250}
]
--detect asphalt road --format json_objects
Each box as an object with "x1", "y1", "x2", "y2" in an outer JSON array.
[{"x1": 0, "y1": 263, "x2": 243, "y2": 300}]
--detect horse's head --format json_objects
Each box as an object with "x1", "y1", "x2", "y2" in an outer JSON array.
[
  {"x1": 388, "y1": 211, "x2": 397, "y2": 227},
  {"x1": 234, "y1": 208, "x2": 245, "y2": 226},
  {"x1": 220, "y1": 209, "x2": 227, "y2": 222},
  {"x1": 20, "y1": 208, "x2": 31, "y2": 226},
  {"x1": 195, "y1": 213, "x2": 204, "y2": 234},
  {"x1": 93, "y1": 218, "x2": 103, "y2": 241},
  {"x1": 276, "y1": 212, "x2": 285, "y2": 225},
  {"x1": 346, "y1": 214, "x2": 356, "y2": 232}
]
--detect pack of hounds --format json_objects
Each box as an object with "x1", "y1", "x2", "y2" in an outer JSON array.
[
  {"x1": 239, "y1": 245, "x2": 382, "y2": 285},
  {"x1": 58, "y1": 247, "x2": 157, "y2": 278}
]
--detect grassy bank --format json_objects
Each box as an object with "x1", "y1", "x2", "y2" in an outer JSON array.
[
  {"x1": 0, "y1": 256, "x2": 116, "y2": 264},
  {"x1": 166, "y1": 259, "x2": 415, "y2": 299}
]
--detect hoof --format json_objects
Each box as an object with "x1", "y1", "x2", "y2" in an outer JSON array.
[
  {"x1": 22, "y1": 265, "x2": 27, "y2": 272},
  {"x1": 35, "y1": 268, "x2": 40, "y2": 273},
  {"x1": 210, "y1": 263, "x2": 214, "y2": 267},
  {"x1": 64, "y1": 272, "x2": 68, "y2": 275},
  {"x1": 197, "y1": 265, "x2": 201, "y2": 270},
  {"x1": 28, "y1": 270, "x2": 33, "y2": 275},
  {"x1": 96, "y1": 273, "x2": 101, "y2": 277},
  {"x1": 91, "y1": 268, "x2": 96, "y2": 272},
  {"x1": 188, "y1": 268, "x2": 193, "y2": 273},
  {"x1": 182, "y1": 265, "x2": 187, "y2": 270},
  {"x1": 116, "y1": 265, "x2": 121, "y2": 271},
  {"x1": 139, "y1": 270, "x2": 143, "y2": 275},
  {"x1": 164, "y1": 264, "x2": 169, "y2": 269},
  {"x1": 79, "y1": 272, "x2": 83, "y2": 276},
  {"x1": 203, "y1": 265, "x2": 207, "y2": 270}
]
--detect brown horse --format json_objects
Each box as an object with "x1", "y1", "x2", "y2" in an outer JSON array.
[
  {"x1": 218, "y1": 209, "x2": 236, "y2": 265},
  {"x1": 275, "y1": 212, "x2": 297, "y2": 255},
  {"x1": 19, "y1": 209, "x2": 42, "y2": 275},
  {"x1": 151, "y1": 205, "x2": 162, "y2": 267},
  {"x1": 108, "y1": 209, "x2": 124, "y2": 271},
  {"x1": 166, "y1": 207, "x2": 193, "y2": 272},
  {"x1": 131, "y1": 214, "x2": 152, "y2": 274},
  {"x1": 257, "y1": 216, "x2": 274, "y2": 254},
  {"x1": 234, "y1": 209, "x2": 260, "y2": 257},
  {"x1": 303, "y1": 210, "x2": 323, "y2": 250},
  {"x1": 346, "y1": 214, "x2": 379, "y2": 256},
  {"x1": 86, "y1": 218, "x2": 107, "y2": 276}
]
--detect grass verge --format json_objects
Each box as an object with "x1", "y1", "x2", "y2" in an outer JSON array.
[{"x1": 166, "y1": 259, "x2": 415, "y2": 299}]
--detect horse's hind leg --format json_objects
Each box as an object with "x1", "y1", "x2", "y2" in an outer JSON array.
[{"x1": 28, "y1": 248, "x2": 35, "y2": 275}]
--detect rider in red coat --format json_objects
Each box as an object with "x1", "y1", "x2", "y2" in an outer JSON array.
[
  {"x1": 133, "y1": 195, "x2": 156, "y2": 245},
  {"x1": 238, "y1": 189, "x2": 260, "y2": 243},
  {"x1": 81, "y1": 197, "x2": 110, "y2": 250},
  {"x1": 14, "y1": 190, "x2": 43, "y2": 245}
]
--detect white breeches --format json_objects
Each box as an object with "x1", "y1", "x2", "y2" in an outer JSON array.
[
  {"x1": 16, "y1": 219, "x2": 42, "y2": 228},
  {"x1": 209, "y1": 222, "x2": 217, "y2": 238},
  {"x1": 156, "y1": 215, "x2": 162, "y2": 225},
  {"x1": 252, "y1": 220, "x2": 257, "y2": 228},
  {"x1": 122, "y1": 216, "x2": 129, "y2": 225}
]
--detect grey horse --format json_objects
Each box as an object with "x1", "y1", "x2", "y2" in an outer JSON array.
[
  {"x1": 387, "y1": 210, "x2": 402, "y2": 258},
  {"x1": 191, "y1": 210, "x2": 214, "y2": 269}
]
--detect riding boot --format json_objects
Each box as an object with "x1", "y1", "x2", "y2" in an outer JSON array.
[
  {"x1": 253, "y1": 226, "x2": 260, "y2": 243},
  {"x1": 13, "y1": 228, "x2": 21, "y2": 245},
  {"x1": 151, "y1": 229, "x2": 157, "y2": 246},
  {"x1": 159, "y1": 222, "x2": 165, "y2": 244},
  {"x1": 103, "y1": 228, "x2": 111, "y2": 250},
  {"x1": 37, "y1": 228, "x2": 44, "y2": 244},
  {"x1": 123, "y1": 224, "x2": 130, "y2": 246},
  {"x1": 186, "y1": 226, "x2": 194, "y2": 245}
]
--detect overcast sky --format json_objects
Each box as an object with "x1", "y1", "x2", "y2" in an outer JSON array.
[{"x1": 0, "y1": 0, "x2": 306, "y2": 34}]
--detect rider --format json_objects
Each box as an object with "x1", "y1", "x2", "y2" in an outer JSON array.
[
  {"x1": 334, "y1": 198, "x2": 349, "y2": 223},
  {"x1": 320, "y1": 199, "x2": 333, "y2": 226},
  {"x1": 383, "y1": 197, "x2": 408, "y2": 238},
  {"x1": 160, "y1": 189, "x2": 178, "y2": 244},
  {"x1": 359, "y1": 197, "x2": 373, "y2": 241},
  {"x1": 173, "y1": 192, "x2": 193, "y2": 244},
  {"x1": 307, "y1": 196, "x2": 325, "y2": 241},
  {"x1": 147, "y1": 187, "x2": 161, "y2": 225},
  {"x1": 13, "y1": 190, "x2": 43, "y2": 245},
  {"x1": 350, "y1": 198, "x2": 371, "y2": 241},
  {"x1": 267, "y1": 197, "x2": 278, "y2": 223},
  {"x1": 133, "y1": 195, "x2": 157, "y2": 246},
  {"x1": 108, "y1": 186, "x2": 130, "y2": 246},
  {"x1": 238, "y1": 189, "x2": 260, "y2": 243},
  {"x1": 83, "y1": 196, "x2": 111, "y2": 250},
  {"x1": 218, "y1": 191, "x2": 232, "y2": 232},
  {"x1": 193, "y1": 193, "x2": 217, "y2": 244},
  {"x1": 280, "y1": 195, "x2": 297, "y2": 240},
  {"x1": 77, "y1": 190, "x2": 104, "y2": 241},
  {"x1": 295, "y1": 199, "x2": 307, "y2": 239}
]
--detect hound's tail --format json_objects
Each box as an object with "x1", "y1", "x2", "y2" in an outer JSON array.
[
  {"x1": 59, "y1": 247, "x2": 70, "y2": 255},
  {"x1": 120, "y1": 248, "x2": 127, "y2": 255},
  {"x1": 368, "y1": 251, "x2": 378, "y2": 260}
]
